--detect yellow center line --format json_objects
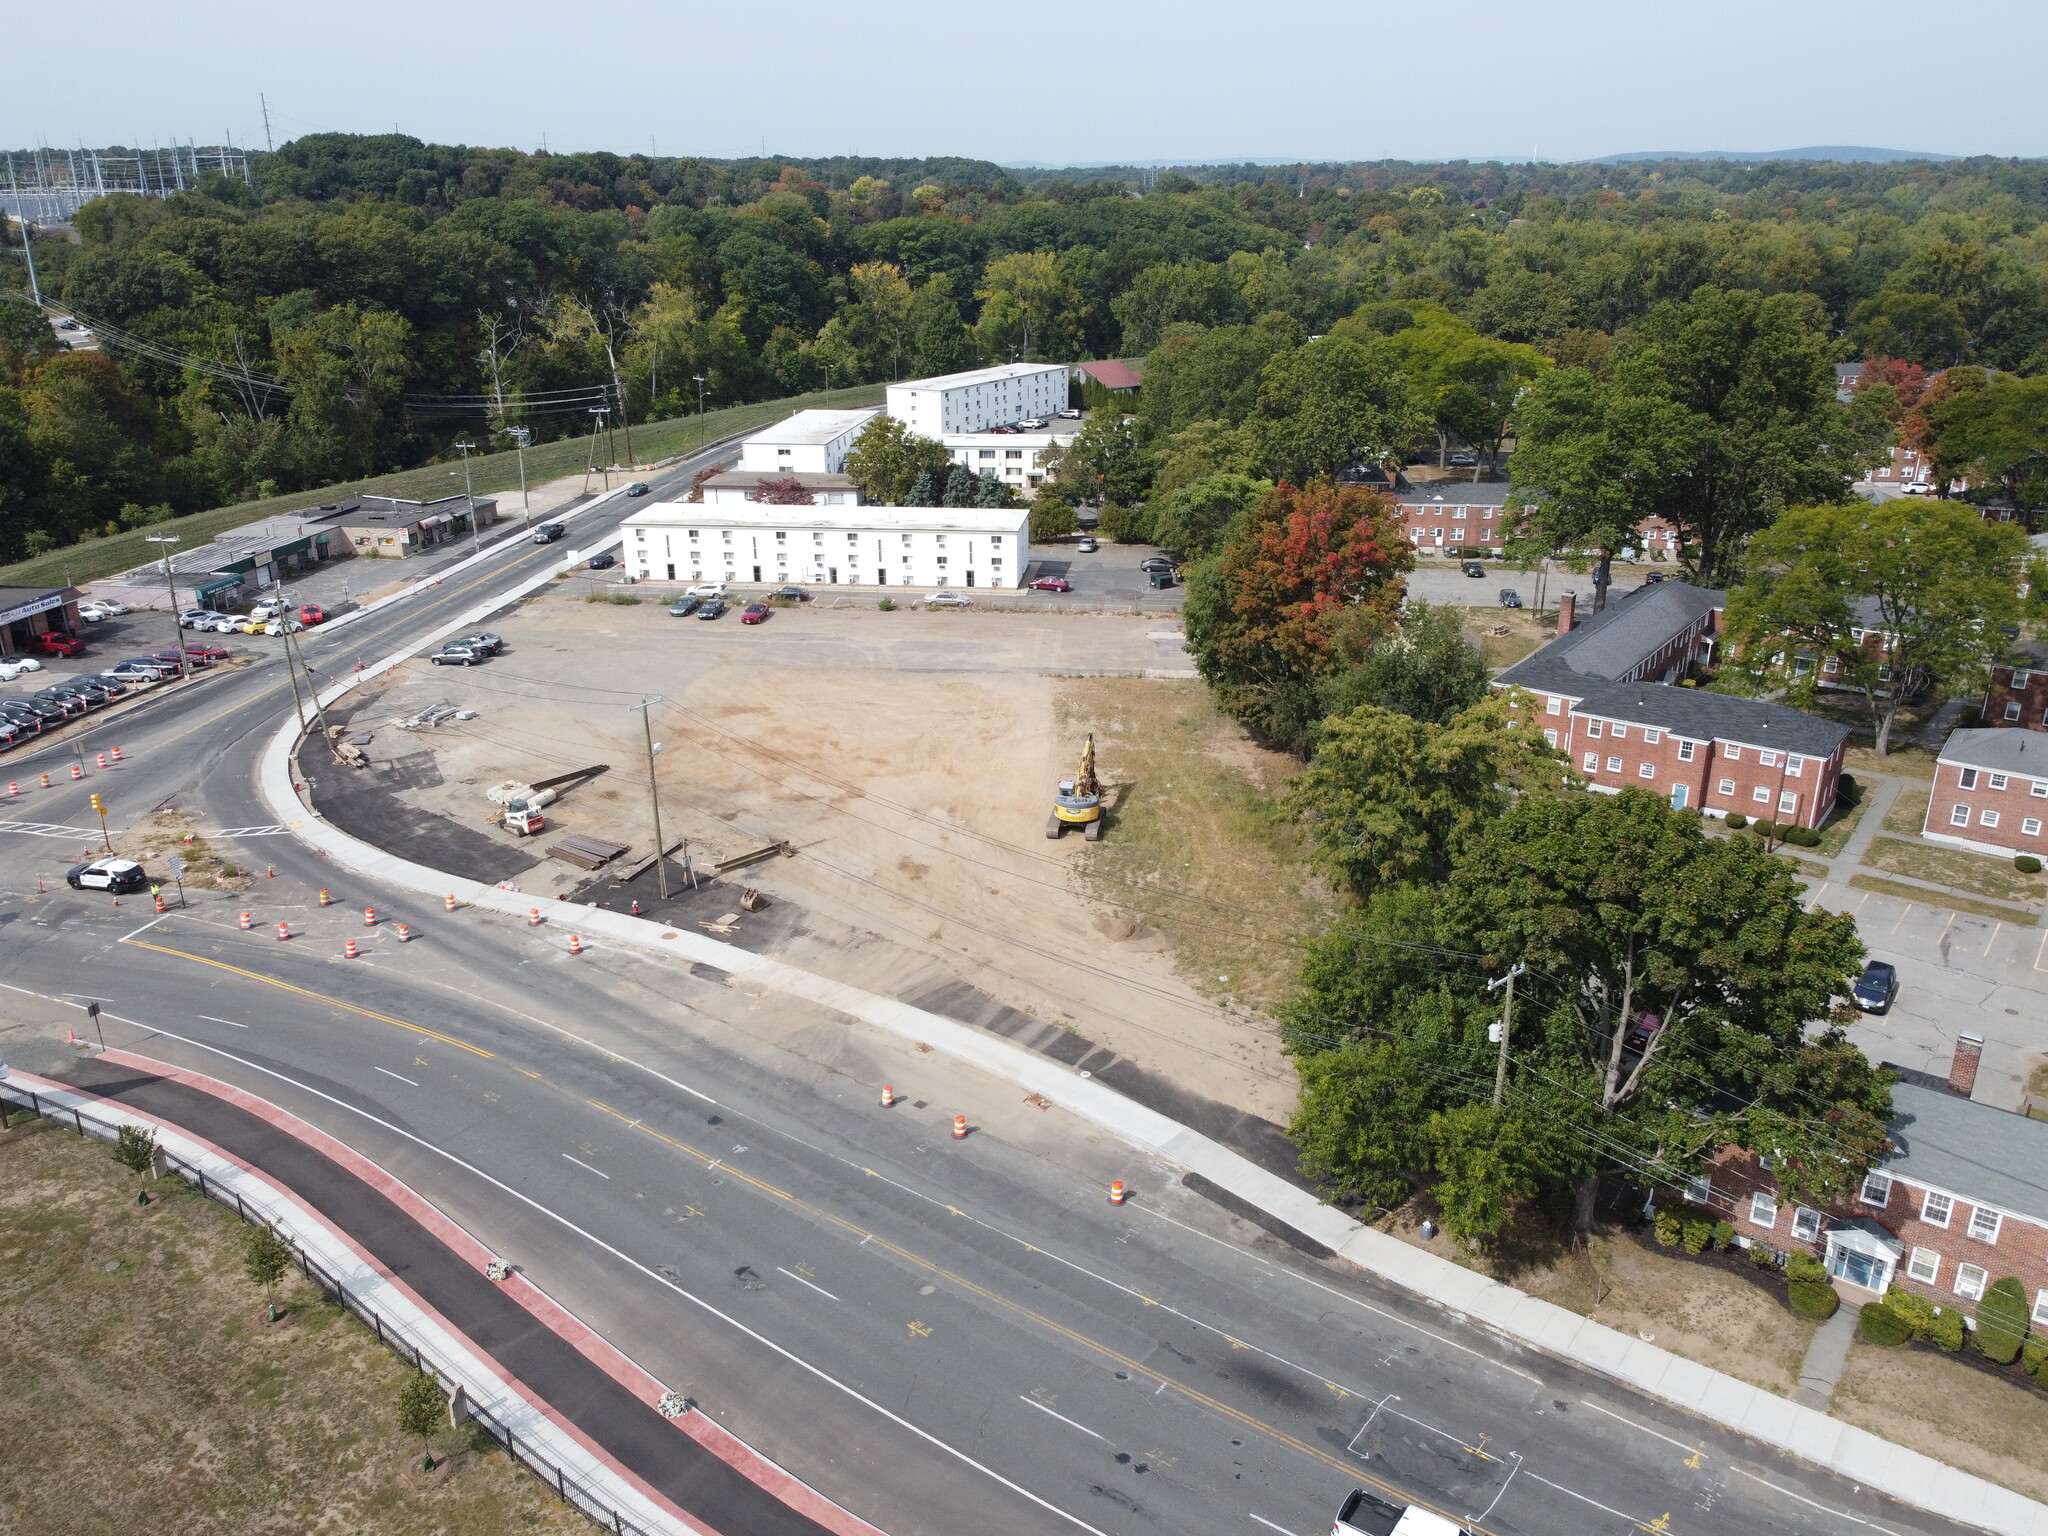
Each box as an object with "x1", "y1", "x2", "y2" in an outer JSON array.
[
  {"x1": 579, "y1": 1099, "x2": 1494, "y2": 1532},
  {"x1": 121, "y1": 937, "x2": 492, "y2": 1058}
]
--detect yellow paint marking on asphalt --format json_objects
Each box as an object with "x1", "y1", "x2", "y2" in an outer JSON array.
[
  {"x1": 597, "y1": 1112, "x2": 1488, "y2": 1530},
  {"x1": 907, "y1": 1320, "x2": 932, "y2": 1337},
  {"x1": 120, "y1": 938, "x2": 492, "y2": 1058}
]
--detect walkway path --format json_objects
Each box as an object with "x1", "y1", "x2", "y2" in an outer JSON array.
[{"x1": 1795, "y1": 1301, "x2": 1864, "y2": 1412}]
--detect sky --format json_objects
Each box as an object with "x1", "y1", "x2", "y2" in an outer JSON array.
[{"x1": 10, "y1": 0, "x2": 2047, "y2": 166}]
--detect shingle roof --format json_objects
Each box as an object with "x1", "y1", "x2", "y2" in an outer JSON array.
[
  {"x1": 1881, "y1": 1078, "x2": 2048, "y2": 1223},
  {"x1": 1496, "y1": 581, "x2": 1724, "y2": 694},
  {"x1": 1396, "y1": 483, "x2": 1517, "y2": 507},
  {"x1": 1075, "y1": 359, "x2": 1142, "y2": 390},
  {"x1": 1936, "y1": 728, "x2": 2048, "y2": 775},
  {"x1": 1571, "y1": 679, "x2": 1852, "y2": 756}
]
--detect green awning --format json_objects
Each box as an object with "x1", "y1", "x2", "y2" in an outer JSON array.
[{"x1": 194, "y1": 576, "x2": 242, "y2": 598}]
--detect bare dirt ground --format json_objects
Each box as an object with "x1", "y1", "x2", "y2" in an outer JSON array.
[
  {"x1": 1832, "y1": 1339, "x2": 2048, "y2": 1504},
  {"x1": 337, "y1": 594, "x2": 1303, "y2": 1122},
  {"x1": 0, "y1": 1111, "x2": 587, "y2": 1536}
]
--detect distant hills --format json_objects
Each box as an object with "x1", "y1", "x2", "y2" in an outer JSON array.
[{"x1": 1593, "y1": 147, "x2": 1958, "y2": 164}]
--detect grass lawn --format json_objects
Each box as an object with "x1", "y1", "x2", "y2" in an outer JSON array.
[
  {"x1": 1884, "y1": 785, "x2": 1933, "y2": 835},
  {"x1": 0, "y1": 384, "x2": 886, "y2": 592},
  {"x1": 1847, "y1": 874, "x2": 2040, "y2": 925},
  {"x1": 0, "y1": 1110, "x2": 589, "y2": 1536},
  {"x1": 1811, "y1": 794, "x2": 1869, "y2": 857},
  {"x1": 1060, "y1": 676, "x2": 1336, "y2": 1014},
  {"x1": 1846, "y1": 743, "x2": 1939, "y2": 781},
  {"x1": 1861, "y1": 835, "x2": 2047, "y2": 907},
  {"x1": 1833, "y1": 1339, "x2": 2048, "y2": 1505}
]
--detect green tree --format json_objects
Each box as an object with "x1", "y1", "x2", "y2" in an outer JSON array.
[
  {"x1": 974, "y1": 252, "x2": 1085, "y2": 362},
  {"x1": 1253, "y1": 338, "x2": 1425, "y2": 483},
  {"x1": 1290, "y1": 695, "x2": 1565, "y2": 898},
  {"x1": 1152, "y1": 417, "x2": 1267, "y2": 498},
  {"x1": 112, "y1": 1124, "x2": 157, "y2": 1195},
  {"x1": 1318, "y1": 601, "x2": 1494, "y2": 726},
  {"x1": 1042, "y1": 412, "x2": 1152, "y2": 507},
  {"x1": 907, "y1": 273, "x2": 975, "y2": 377},
  {"x1": 625, "y1": 282, "x2": 751, "y2": 415},
  {"x1": 1140, "y1": 324, "x2": 1295, "y2": 434},
  {"x1": 1919, "y1": 370, "x2": 2048, "y2": 509},
  {"x1": 1028, "y1": 491, "x2": 1077, "y2": 541},
  {"x1": 1432, "y1": 336, "x2": 1550, "y2": 480},
  {"x1": 396, "y1": 1369, "x2": 445, "y2": 1470},
  {"x1": 1150, "y1": 471, "x2": 1268, "y2": 561},
  {"x1": 843, "y1": 413, "x2": 950, "y2": 505},
  {"x1": 241, "y1": 1222, "x2": 292, "y2": 1308},
  {"x1": 271, "y1": 303, "x2": 415, "y2": 479},
  {"x1": 1724, "y1": 499, "x2": 2029, "y2": 755},
  {"x1": 1112, "y1": 261, "x2": 1239, "y2": 355}
]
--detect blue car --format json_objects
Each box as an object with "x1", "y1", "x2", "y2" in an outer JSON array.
[{"x1": 1853, "y1": 961, "x2": 1898, "y2": 1014}]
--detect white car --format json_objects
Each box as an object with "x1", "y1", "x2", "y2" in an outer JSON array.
[
  {"x1": 66, "y1": 857, "x2": 149, "y2": 893},
  {"x1": 0, "y1": 657, "x2": 44, "y2": 681},
  {"x1": 924, "y1": 590, "x2": 973, "y2": 608},
  {"x1": 1057, "y1": 407, "x2": 1082, "y2": 419},
  {"x1": 687, "y1": 582, "x2": 727, "y2": 598},
  {"x1": 1018, "y1": 417, "x2": 1047, "y2": 430},
  {"x1": 76, "y1": 603, "x2": 113, "y2": 622},
  {"x1": 93, "y1": 598, "x2": 130, "y2": 616},
  {"x1": 199, "y1": 614, "x2": 240, "y2": 633},
  {"x1": 177, "y1": 608, "x2": 216, "y2": 628}
]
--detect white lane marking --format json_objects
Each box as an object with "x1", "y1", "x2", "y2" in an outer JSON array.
[
  {"x1": 211, "y1": 825, "x2": 289, "y2": 837},
  {"x1": 775, "y1": 1266, "x2": 839, "y2": 1301},
  {"x1": 119, "y1": 913, "x2": 169, "y2": 943},
  {"x1": 82, "y1": 1020, "x2": 1116, "y2": 1536},
  {"x1": 1249, "y1": 1516, "x2": 1305, "y2": 1536},
  {"x1": 1473, "y1": 1449, "x2": 1523, "y2": 1524},
  {"x1": 562, "y1": 1152, "x2": 610, "y2": 1179},
  {"x1": 374, "y1": 1067, "x2": 418, "y2": 1087},
  {"x1": 1519, "y1": 1470, "x2": 1645, "y2": 1525},
  {"x1": 1577, "y1": 1397, "x2": 1692, "y2": 1452},
  {"x1": 1018, "y1": 1395, "x2": 1104, "y2": 1441},
  {"x1": 198, "y1": 1015, "x2": 250, "y2": 1029},
  {"x1": 1723, "y1": 1463, "x2": 1906, "y2": 1532},
  {"x1": 0, "y1": 820, "x2": 103, "y2": 838}
]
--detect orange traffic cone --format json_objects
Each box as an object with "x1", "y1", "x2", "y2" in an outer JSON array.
[
  {"x1": 444, "y1": 893, "x2": 456, "y2": 911},
  {"x1": 344, "y1": 938, "x2": 359, "y2": 959},
  {"x1": 1109, "y1": 1180, "x2": 1127, "y2": 1205},
  {"x1": 952, "y1": 1115, "x2": 967, "y2": 1139},
  {"x1": 363, "y1": 906, "x2": 376, "y2": 927},
  {"x1": 318, "y1": 889, "x2": 332, "y2": 906},
  {"x1": 396, "y1": 923, "x2": 411, "y2": 942},
  {"x1": 528, "y1": 907, "x2": 542, "y2": 926},
  {"x1": 568, "y1": 933, "x2": 583, "y2": 954},
  {"x1": 5, "y1": 781, "x2": 15, "y2": 797},
  {"x1": 630, "y1": 900, "x2": 641, "y2": 915},
  {"x1": 95, "y1": 752, "x2": 107, "y2": 769},
  {"x1": 880, "y1": 1084, "x2": 896, "y2": 1107},
  {"x1": 110, "y1": 746, "x2": 122, "y2": 763},
  {"x1": 153, "y1": 893, "x2": 166, "y2": 914},
  {"x1": 276, "y1": 921, "x2": 289, "y2": 940},
  {"x1": 266, "y1": 865, "x2": 274, "y2": 877},
  {"x1": 239, "y1": 911, "x2": 252, "y2": 930},
  {"x1": 69, "y1": 764, "x2": 83, "y2": 781}
]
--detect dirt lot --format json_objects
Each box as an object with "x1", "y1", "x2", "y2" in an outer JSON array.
[
  {"x1": 1832, "y1": 1340, "x2": 2048, "y2": 1504},
  {"x1": 333, "y1": 594, "x2": 1302, "y2": 1121},
  {"x1": 0, "y1": 1111, "x2": 586, "y2": 1536}
]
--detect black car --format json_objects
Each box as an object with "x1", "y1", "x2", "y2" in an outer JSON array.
[
  {"x1": 31, "y1": 690, "x2": 87, "y2": 718},
  {"x1": 1138, "y1": 557, "x2": 1175, "y2": 574},
  {"x1": 459, "y1": 631, "x2": 505, "y2": 655},
  {"x1": 87, "y1": 673, "x2": 130, "y2": 697},
  {"x1": 623, "y1": 481, "x2": 650, "y2": 497},
  {"x1": 588, "y1": 552, "x2": 618, "y2": 570},
  {"x1": 1498, "y1": 588, "x2": 1522, "y2": 608},
  {"x1": 0, "y1": 704, "x2": 42, "y2": 736},
  {"x1": 533, "y1": 522, "x2": 567, "y2": 544},
  {"x1": 768, "y1": 585, "x2": 810, "y2": 602},
  {"x1": 429, "y1": 643, "x2": 485, "y2": 666},
  {"x1": 0, "y1": 699, "x2": 54, "y2": 729},
  {"x1": 697, "y1": 598, "x2": 727, "y2": 619},
  {"x1": 49, "y1": 678, "x2": 113, "y2": 706},
  {"x1": 1853, "y1": 960, "x2": 1899, "y2": 1014},
  {"x1": 1461, "y1": 560, "x2": 1486, "y2": 577},
  {"x1": 1643, "y1": 571, "x2": 1665, "y2": 584}
]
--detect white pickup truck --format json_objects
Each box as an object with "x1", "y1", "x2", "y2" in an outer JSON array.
[{"x1": 1333, "y1": 1488, "x2": 1468, "y2": 1536}]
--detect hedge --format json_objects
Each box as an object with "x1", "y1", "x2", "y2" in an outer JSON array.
[
  {"x1": 1682, "y1": 1216, "x2": 1712, "y2": 1254},
  {"x1": 1974, "y1": 1277, "x2": 2030, "y2": 1365},
  {"x1": 1654, "y1": 1209, "x2": 1682, "y2": 1247},
  {"x1": 1789, "y1": 1281, "x2": 1840, "y2": 1320},
  {"x1": 1929, "y1": 1307, "x2": 1966, "y2": 1352},
  {"x1": 1859, "y1": 1302, "x2": 1911, "y2": 1346},
  {"x1": 1837, "y1": 773, "x2": 1861, "y2": 807},
  {"x1": 2017, "y1": 854, "x2": 2043, "y2": 875},
  {"x1": 1725, "y1": 812, "x2": 1747, "y2": 829}
]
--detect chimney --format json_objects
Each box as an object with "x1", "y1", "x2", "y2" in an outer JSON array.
[
  {"x1": 1948, "y1": 1032, "x2": 1985, "y2": 1097},
  {"x1": 1557, "y1": 592, "x2": 1577, "y2": 637}
]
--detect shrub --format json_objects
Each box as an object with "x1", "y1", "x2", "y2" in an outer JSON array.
[
  {"x1": 1789, "y1": 1281, "x2": 1839, "y2": 1320},
  {"x1": 1725, "y1": 812, "x2": 1747, "y2": 829},
  {"x1": 1752, "y1": 818, "x2": 1776, "y2": 838},
  {"x1": 1928, "y1": 1306, "x2": 1966, "y2": 1353},
  {"x1": 2021, "y1": 1337, "x2": 2048, "y2": 1379},
  {"x1": 1788, "y1": 826, "x2": 1823, "y2": 847},
  {"x1": 1859, "y1": 1303, "x2": 1912, "y2": 1346},
  {"x1": 1973, "y1": 1277, "x2": 2030, "y2": 1365},
  {"x1": 1712, "y1": 1220, "x2": 1735, "y2": 1252},
  {"x1": 876, "y1": 597, "x2": 896, "y2": 611},
  {"x1": 1654, "y1": 1209, "x2": 1682, "y2": 1247},
  {"x1": 1787, "y1": 1252, "x2": 1829, "y2": 1286},
  {"x1": 1749, "y1": 1242, "x2": 1779, "y2": 1269},
  {"x1": 1836, "y1": 772, "x2": 1860, "y2": 807},
  {"x1": 1681, "y1": 1216, "x2": 1712, "y2": 1255},
  {"x1": 1885, "y1": 1285, "x2": 1937, "y2": 1338},
  {"x1": 2016, "y1": 854, "x2": 2043, "y2": 875}
]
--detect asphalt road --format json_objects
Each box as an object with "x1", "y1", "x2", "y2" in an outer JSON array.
[{"x1": 0, "y1": 436, "x2": 1988, "y2": 1536}]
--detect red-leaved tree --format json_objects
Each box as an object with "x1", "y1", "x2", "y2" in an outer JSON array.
[{"x1": 753, "y1": 476, "x2": 815, "y2": 505}]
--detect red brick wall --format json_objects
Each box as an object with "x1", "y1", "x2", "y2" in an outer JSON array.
[
  {"x1": 1539, "y1": 705, "x2": 1843, "y2": 829},
  {"x1": 1923, "y1": 756, "x2": 2048, "y2": 857},
  {"x1": 1983, "y1": 666, "x2": 2048, "y2": 733}
]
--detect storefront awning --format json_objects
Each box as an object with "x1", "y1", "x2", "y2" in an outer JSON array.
[
  {"x1": 419, "y1": 513, "x2": 451, "y2": 529},
  {"x1": 194, "y1": 576, "x2": 242, "y2": 598}
]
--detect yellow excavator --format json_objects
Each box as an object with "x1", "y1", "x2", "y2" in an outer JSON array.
[{"x1": 1048, "y1": 733, "x2": 1104, "y2": 840}]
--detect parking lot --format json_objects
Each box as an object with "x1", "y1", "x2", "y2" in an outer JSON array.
[{"x1": 0, "y1": 608, "x2": 259, "y2": 751}]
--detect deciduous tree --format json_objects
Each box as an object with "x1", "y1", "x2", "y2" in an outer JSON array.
[
  {"x1": 843, "y1": 413, "x2": 949, "y2": 505},
  {"x1": 1253, "y1": 338, "x2": 1425, "y2": 484}
]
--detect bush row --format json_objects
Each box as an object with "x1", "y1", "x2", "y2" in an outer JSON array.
[
  {"x1": 1719, "y1": 812, "x2": 1823, "y2": 846},
  {"x1": 1861, "y1": 1278, "x2": 2048, "y2": 1387}
]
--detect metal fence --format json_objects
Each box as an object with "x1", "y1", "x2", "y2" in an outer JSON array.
[{"x1": 0, "y1": 1079, "x2": 661, "y2": 1536}]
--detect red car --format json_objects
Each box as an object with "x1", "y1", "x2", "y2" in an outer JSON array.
[
  {"x1": 298, "y1": 604, "x2": 327, "y2": 625},
  {"x1": 740, "y1": 603, "x2": 771, "y2": 625},
  {"x1": 33, "y1": 632, "x2": 84, "y2": 657},
  {"x1": 1029, "y1": 577, "x2": 1072, "y2": 593},
  {"x1": 184, "y1": 642, "x2": 231, "y2": 663}
]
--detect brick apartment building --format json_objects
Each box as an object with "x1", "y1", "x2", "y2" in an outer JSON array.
[
  {"x1": 1983, "y1": 659, "x2": 2048, "y2": 732},
  {"x1": 1496, "y1": 582, "x2": 1851, "y2": 828},
  {"x1": 1686, "y1": 1041, "x2": 2048, "y2": 1324},
  {"x1": 1391, "y1": 482, "x2": 1680, "y2": 560},
  {"x1": 1921, "y1": 728, "x2": 2048, "y2": 858}
]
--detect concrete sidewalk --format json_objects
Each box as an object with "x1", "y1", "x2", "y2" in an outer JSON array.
[
  {"x1": 256, "y1": 578, "x2": 2048, "y2": 1536},
  {"x1": 0, "y1": 1055, "x2": 875, "y2": 1536}
]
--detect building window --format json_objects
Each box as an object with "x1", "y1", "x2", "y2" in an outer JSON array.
[
  {"x1": 1968, "y1": 1206, "x2": 2003, "y2": 1245},
  {"x1": 1724, "y1": 744, "x2": 1741, "y2": 760},
  {"x1": 1753, "y1": 786, "x2": 1772, "y2": 803},
  {"x1": 1544, "y1": 729, "x2": 1558, "y2": 746},
  {"x1": 1717, "y1": 778, "x2": 1736, "y2": 796},
  {"x1": 1959, "y1": 768, "x2": 1979, "y2": 790},
  {"x1": 1644, "y1": 729, "x2": 1662, "y2": 745},
  {"x1": 1791, "y1": 1207, "x2": 1822, "y2": 1243},
  {"x1": 1951, "y1": 803, "x2": 1972, "y2": 826},
  {"x1": 1787, "y1": 756, "x2": 1804, "y2": 778},
  {"x1": 2034, "y1": 1290, "x2": 2048, "y2": 1327},
  {"x1": 775, "y1": 531, "x2": 787, "y2": 542},
  {"x1": 1779, "y1": 791, "x2": 1799, "y2": 815},
  {"x1": 1546, "y1": 696, "x2": 1562, "y2": 715},
  {"x1": 2017, "y1": 670, "x2": 2035, "y2": 689},
  {"x1": 1922, "y1": 1190, "x2": 1953, "y2": 1227},
  {"x1": 1759, "y1": 751, "x2": 1779, "y2": 767},
  {"x1": 1611, "y1": 723, "x2": 1627, "y2": 740},
  {"x1": 2008, "y1": 702, "x2": 2025, "y2": 722},
  {"x1": 1750, "y1": 1192, "x2": 1777, "y2": 1227},
  {"x1": 1607, "y1": 756, "x2": 1623, "y2": 773},
  {"x1": 1586, "y1": 720, "x2": 1603, "y2": 738},
  {"x1": 991, "y1": 535, "x2": 1002, "y2": 546},
  {"x1": 1639, "y1": 763, "x2": 1656, "y2": 779},
  {"x1": 1981, "y1": 809, "x2": 2000, "y2": 829},
  {"x1": 1955, "y1": 1264, "x2": 1988, "y2": 1301},
  {"x1": 2025, "y1": 818, "x2": 2043, "y2": 837},
  {"x1": 1860, "y1": 1172, "x2": 1893, "y2": 1206},
  {"x1": 1584, "y1": 752, "x2": 1600, "y2": 772},
  {"x1": 2034, "y1": 780, "x2": 2048, "y2": 798},
  {"x1": 1677, "y1": 740, "x2": 1695, "y2": 762},
  {"x1": 1990, "y1": 772, "x2": 2010, "y2": 791},
  {"x1": 1908, "y1": 1248, "x2": 1940, "y2": 1285}
]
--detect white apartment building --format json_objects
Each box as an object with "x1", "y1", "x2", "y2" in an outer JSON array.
[
  {"x1": 887, "y1": 363, "x2": 1068, "y2": 437},
  {"x1": 943, "y1": 427, "x2": 1078, "y2": 491},
  {"x1": 623, "y1": 500, "x2": 1030, "y2": 590},
  {"x1": 736, "y1": 408, "x2": 879, "y2": 476}
]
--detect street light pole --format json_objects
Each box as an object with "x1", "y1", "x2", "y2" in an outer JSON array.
[
  {"x1": 452, "y1": 439, "x2": 480, "y2": 554},
  {"x1": 1488, "y1": 963, "x2": 1525, "y2": 1108},
  {"x1": 693, "y1": 375, "x2": 705, "y2": 416},
  {"x1": 142, "y1": 534, "x2": 188, "y2": 681},
  {"x1": 628, "y1": 697, "x2": 669, "y2": 901}
]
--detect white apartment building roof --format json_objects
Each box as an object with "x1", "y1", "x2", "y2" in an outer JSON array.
[
  {"x1": 741, "y1": 408, "x2": 878, "y2": 448},
  {"x1": 623, "y1": 500, "x2": 1023, "y2": 535},
  {"x1": 892, "y1": 362, "x2": 1066, "y2": 392}
]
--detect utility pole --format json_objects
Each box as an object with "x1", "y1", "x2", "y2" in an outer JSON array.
[
  {"x1": 629, "y1": 697, "x2": 669, "y2": 900},
  {"x1": 260, "y1": 94, "x2": 275, "y2": 153},
  {"x1": 1488, "y1": 963, "x2": 1524, "y2": 1108},
  {"x1": 452, "y1": 439, "x2": 479, "y2": 553},
  {"x1": 273, "y1": 579, "x2": 312, "y2": 739},
  {"x1": 143, "y1": 535, "x2": 188, "y2": 681},
  {"x1": 498, "y1": 425, "x2": 531, "y2": 516},
  {"x1": 693, "y1": 374, "x2": 705, "y2": 416}
]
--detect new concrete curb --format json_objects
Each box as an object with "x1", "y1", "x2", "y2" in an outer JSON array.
[{"x1": 255, "y1": 576, "x2": 2048, "y2": 1536}]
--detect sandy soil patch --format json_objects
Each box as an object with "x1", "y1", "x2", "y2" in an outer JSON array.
[{"x1": 1833, "y1": 1340, "x2": 2048, "y2": 1504}]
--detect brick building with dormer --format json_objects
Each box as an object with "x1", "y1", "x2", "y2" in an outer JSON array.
[{"x1": 1921, "y1": 728, "x2": 2048, "y2": 859}]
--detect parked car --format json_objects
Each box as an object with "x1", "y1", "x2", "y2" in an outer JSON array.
[
  {"x1": 183, "y1": 642, "x2": 231, "y2": 663},
  {"x1": 177, "y1": 607, "x2": 216, "y2": 628},
  {"x1": 1029, "y1": 576, "x2": 1072, "y2": 592},
  {"x1": 0, "y1": 657, "x2": 43, "y2": 681},
  {"x1": 1643, "y1": 571, "x2": 1665, "y2": 584},
  {"x1": 1853, "y1": 960, "x2": 1899, "y2": 1014},
  {"x1": 76, "y1": 602, "x2": 115, "y2": 622},
  {"x1": 1448, "y1": 451, "x2": 1478, "y2": 467},
  {"x1": 1461, "y1": 561, "x2": 1486, "y2": 577},
  {"x1": 696, "y1": 598, "x2": 727, "y2": 619},
  {"x1": 0, "y1": 719, "x2": 24, "y2": 750},
  {"x1": 119, "y1": 656, "x2": 179, "y2": 679},
  {"x1": 1057, "y1": 407, "x2": 1082, "y2": 419},
  {"x1": 1498, "y1": 588, "x2": 1522, "y2": 608},
  {"x1": 104, "y1": 661, "x2": 161, "y2": 683},
  {"x1": 1624, "y1": 1011, "x2": 1664, "y2": 1053},
  {"x1": 533, "y1": 522, "x2": 567, "y2": 543},
  {"x1": 1332, "y1": 1486, "x2": 1464, "y2": 1536},
  {"x1": 589, "y1": 552, "x2": 618, "y2": 570},
  {"x1": 30, "y1": 689, "x2": 86, "y2": 718},
  {"x1": 740, "y1": 602, "x2": 771, "y2": 625},
  {"x1": 258, "y1": 618, "x2": 304, "y2": 636},
  {"x1": 0, "y1": 699, "x2": 57, "y2": 729},
  {"x1": 769, "y1": 585, "x2": 809, "y2": 602},
  {"x1": 687, "y1": 581, "x2": 726, "y2": 598},
  {"x1": 988, "y1": 425, "x2": 1018, "y2": 435},
  {"x1": 153, "y1": 648, "x2": 198, "y2": 671},
  {"x1": 33, "y1": 632, "x2": 84, "y2": 657},
  {"x1": 298, "y1": 604, "x2": 328, "y2": 625},
  {"x1": 429, "y1": 643, "x2": 485, "y2": 666},
  {"x1": 1138, "y1": 557, "x2": 1175, "y2": 574},
  {"x1": 66, "y1": 857, "x2": 150, "y2": 894},
  {"x1": 85, "y1": 673, "x2": 130, "y2": 697},
  {"x1": 668, "y1": 595, "x2": 702, "y2": 617},
  {"x1": 623, "y1": 481, "x2": 650, "y2": 497},
  {"x1": 49, "y1": 678, "x2": 113, "y2": 706},
  {"x1": 925, "y1": 590, "x2": 973, "y2": 608},
  {"x1": 459, "y1": 631, "x2": 505, "y2": 655},
  {"x1": 1018, "y1": 417, "x2": 1047, "y2": 430},
  {"x1": 1075, "y1": 537, "x2": 1098, "y2": 553}
]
